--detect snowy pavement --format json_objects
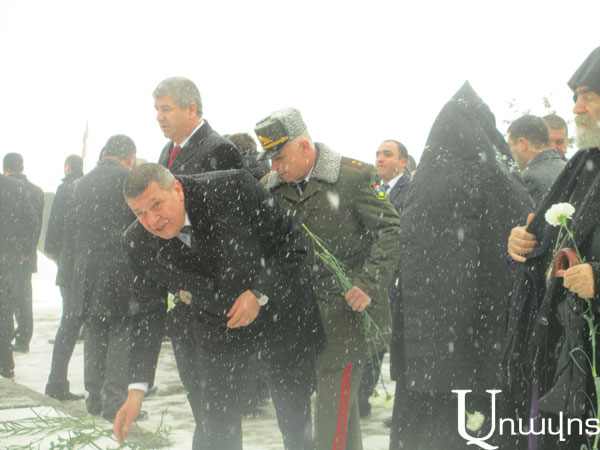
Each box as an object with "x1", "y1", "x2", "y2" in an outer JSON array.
[{"x1": 1, "y1": 253, "x2": 395, "y2": 449}]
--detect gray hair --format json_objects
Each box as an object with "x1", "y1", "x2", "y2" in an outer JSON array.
[
  {"x1": 153, "y1": 77, "x2": 203, "y2": 116},
  {"x1": 123, "y1": 163, "x2": 176, "y2": 199}
]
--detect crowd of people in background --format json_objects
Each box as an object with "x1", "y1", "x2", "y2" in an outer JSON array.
[{"x1": 2, "y1": 46, "x2": 600, "y2": 450}]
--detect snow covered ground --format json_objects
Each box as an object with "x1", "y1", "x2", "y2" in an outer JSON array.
[{"x1": 2, "y1": 252, "x2": 395, "y2": 449}]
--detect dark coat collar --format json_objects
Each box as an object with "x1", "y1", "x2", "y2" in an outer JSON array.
[
  {"x1": 62, "y1": 172, "x2": 83, "y2": 183},
  {"x1": 96, "y1": 158, "x2": 123, "y2": 168},
  {"x1": 526, "y1": 148, "x2": 562, "y2": 169},
  {"x1": 8, "y1": 173, "x2": 27, "y2": 182},
  {"x1": 167, "y1": 120, "x2": 215, "y2": 172}
]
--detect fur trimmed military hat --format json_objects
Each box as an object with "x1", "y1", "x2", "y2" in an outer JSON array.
[
  {"x1": 254, "y1": 108, "x2": 307, "y2": 161},
  {"x1": 568, "y1": 46, "x2": 600, "y2": 100}
]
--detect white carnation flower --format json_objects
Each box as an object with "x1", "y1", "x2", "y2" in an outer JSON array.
[
  {"x1": 466, "y1": 411, "x2": 485, "y2": 432},
  {"x1": 545, "y1": 203, "x2": 575, "y2": 227}
]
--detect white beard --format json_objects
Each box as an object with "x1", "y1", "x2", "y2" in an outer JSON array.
[{"x1": 576, "y1": 115, "x2": 600, "y2": 149}]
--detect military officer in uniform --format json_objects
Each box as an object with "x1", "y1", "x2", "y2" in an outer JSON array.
[{"x1": 256, "y1": 108, "x2": 401, "y2": 450}]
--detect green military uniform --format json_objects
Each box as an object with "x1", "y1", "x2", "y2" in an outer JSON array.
[{"x1": 262, "y1": 143, "x2": 401, "y2": 450}]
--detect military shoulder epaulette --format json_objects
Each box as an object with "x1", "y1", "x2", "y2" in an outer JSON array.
[{"x1": 340, "y1": 158, "x2": 365, "y2": 171}]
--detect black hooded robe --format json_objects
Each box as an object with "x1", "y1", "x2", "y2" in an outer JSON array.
[{"x1": 390, "y1": 82, "x2": 533, "y2": 450}]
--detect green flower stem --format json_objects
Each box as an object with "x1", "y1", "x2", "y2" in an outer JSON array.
[
  {"x1": 302, "y1": 224, "x2": 392, "y2": 400},
  {"x1": 0, "y1": 408, "x2": 171, "y2": 449},
  {"x1": 560, "y1": 217, "x2": 599, "y2": 449}
]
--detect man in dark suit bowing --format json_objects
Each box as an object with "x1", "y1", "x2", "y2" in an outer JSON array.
[
  {"x1": 152, "y1": 76, "x2": 245, "y2": 439},
  {"x1": 114, "y1": 163, "x2": 325, "y2": 450}
]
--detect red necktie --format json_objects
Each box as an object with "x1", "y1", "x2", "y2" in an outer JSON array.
[{"x1": 168, "y1": 145, "x2": 182, "y2": 168}]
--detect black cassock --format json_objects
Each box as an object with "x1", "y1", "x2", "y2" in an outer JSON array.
[{"x1": 390, "y1": 82, "x2": 533, "y2": 450}]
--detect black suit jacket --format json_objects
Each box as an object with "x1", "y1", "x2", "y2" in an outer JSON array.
[
  {"x1": 63, "y1": 159, "x2": 136, "y2": 318},
  {"x1": 45, "y1": 172, "x2": 83, "y2": 287},
  {"x1": 124, "y1": 170, "x2": 326, "y2": 383},
  {"x1": 522, "y1": 148, "x2": 566, "y2": 207},
  {"x1": 0, "y1": 176, "x2": 39, "y2": 275},
  {"x1": 158, "y1": 120, "x2": 243, "y2": 175},
  {"x1": 8, "y1": 174, "x2": 44, "y2": 272},
  {"x1": 386, "y1": 173, "x2": 412, "y2": 215}
]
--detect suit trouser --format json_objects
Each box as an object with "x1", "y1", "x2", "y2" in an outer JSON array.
[
  {"x1": 169, "y1": 310, "x2": 204, "y2": 449},
  {"x1": 0, "y1": 274, "x2": 15, "y2": 372},
  {"x1": 83, "y1": 315, "x2": 130, "y2": 420},
  {"x1": 46, "y1": 286, "x2": 83, "y2": 393},
  {"x1": 12, "y1": 265, "x2": 33, "y2": 347},
  {"x1": 192, "y1": 344, "x2": 315, "y2": 450},
  {"x1": 314, "y1": 360, "x2": 365, "y2": 450}
]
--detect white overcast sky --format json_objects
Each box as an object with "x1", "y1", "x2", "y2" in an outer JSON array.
[{"x1": 1, "y1": 0, "x2": 599, "y2": 191}]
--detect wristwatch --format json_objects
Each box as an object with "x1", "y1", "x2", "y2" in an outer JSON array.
[{"x1": 251, "y1": 289, "x2": 269, "y2": 306}]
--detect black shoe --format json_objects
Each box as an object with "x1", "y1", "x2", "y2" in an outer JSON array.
[
  {"x1": 11, "y1": 342, "x2": 29, "y2": 353},
  {"x1": 86, "y1": 396, "x2": 102, "y2": 416},
  {"x1": 383, "y1": 417, "x2": 392, "y2": 428},
  {"x1": 359, "y1": 401, "x2": 371, "y2": 419},
  {"x1": 47, "y1": 390, "x2": 85, "y2": 401},
  {"x1": 0, "y1": 367, "x2": 15, "y2": 379}
]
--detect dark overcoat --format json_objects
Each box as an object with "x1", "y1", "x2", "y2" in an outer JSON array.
[
  {"x1": 521, "y1": 148, "x2": 566, "y2": 207},
  {"x1": 45, "y1": 172, "x2": 82, "y2": 257},
  {"x1": 387, "y1": 172, "x2": 412, "y2": 216},
  {"x1": 157, "y1": 120, "x2": 244, "y2": 337},
  {"x1": 262, "y1": 144, "x2": 401, "y2": 369},
  {"x1": 158, "y1": 120, "x2": 243, "y2": 174},
  {"x1": 503, "y1": 147, "x2": 600, "y2": 415},
  {"x1": 44, "y1": 172, "x2": 83, "y2": 287},
  {"x1": 124, "y1": 170, "x2": 326, "y2": 383},
  {"x1": 62, "y1": 159, "x2": 136, "y2": 318},
  {"x1": 395, "y1": 82, "x2": 533, "y2": 393},
  {"x1": 0, "y1": 176, "x2": 39, "y2": 274},
  {"x1": 8, "y1": 174, "x2": 44, "y2": 272}
]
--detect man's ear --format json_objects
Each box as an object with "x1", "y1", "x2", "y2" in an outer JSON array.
[
  {"x1": 189, "y1": 102, "x2": 200, "y2": 119},
  {"x1": 299, "y1": 139, "x2": 311, "y2": 156},
  {"x1": 173, "y1": 180, "x2": 184, "y2": 199},
  {"x1": 518, "y1": 137, "x2": 530, "y2": 152}
]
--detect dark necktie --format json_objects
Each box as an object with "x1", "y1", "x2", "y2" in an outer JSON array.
[
  {"x1": 178, "y1": 225, "x2": 193, "y2": 247},
  {"x1": 295, "y1": 180, "x2": 308, "y2": 196},
  {"x1": 382, "y1": 183, "x2": 390, "y2": 193},
  {"x1": 168, "y1": 145, "x2": 182, "y2": 168}
]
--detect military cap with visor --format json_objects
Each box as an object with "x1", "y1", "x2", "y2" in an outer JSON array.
[{"x1": 254, "y1": 107, "x2": 307, "y2": 161}]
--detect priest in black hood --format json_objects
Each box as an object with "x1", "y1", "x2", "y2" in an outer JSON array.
[
  {"x1": 389, "y1": 81, "x2": 533, "y2": 449},
  {"x1": 505, "y1": 46, "x2": 600, "y2": 449}
]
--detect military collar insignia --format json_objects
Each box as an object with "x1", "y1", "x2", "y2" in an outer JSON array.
[{"x1": 371, "y1": 183, "x2": 387, "y2": 200}]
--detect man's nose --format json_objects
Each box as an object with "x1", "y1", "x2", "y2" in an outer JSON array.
[{"x1": 573, "y1": 97, "x2": 587, "y2": 115}]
